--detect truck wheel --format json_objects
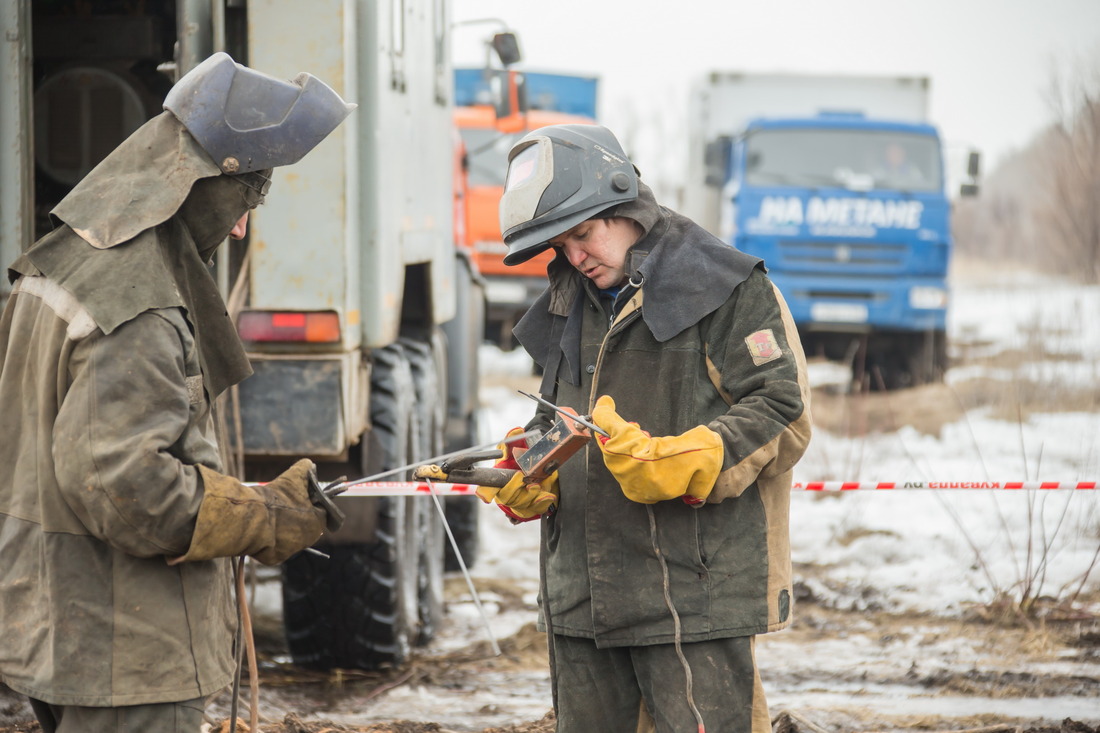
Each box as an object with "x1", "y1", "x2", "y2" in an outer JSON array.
[
  {"x1": 402, "y1": 338, "x2": 446, "y2": 647},
  {"x1": 866, "y1": 351, "x2": 911, "y2": 391},
  {"x1": 863, "y1": 331, "x2": 947, "y2": 390},
  {"x1": 281, "y1": 498, "x2": 412, "y2": 669},
  {"x1": 908, "y1": 330, "x2": 947, "y2": 386},
  {"x1": 281, "y1": 344, "x2": 419, "y2": 670}
]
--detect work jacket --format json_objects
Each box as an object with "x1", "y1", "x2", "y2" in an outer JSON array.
[
  {"x1": 0, "y1": 274, "x2": 235, "y2": 706},
  {"x1": 515, "y1": 198, "x2": 812, "y2": 647}
]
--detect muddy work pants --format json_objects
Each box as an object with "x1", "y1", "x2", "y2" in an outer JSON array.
[
  {"x1": 28, "y1": 696, "x2": 206, "y2": 733},
  {"x1": 550, "y1": 633, "x2": 770, "y2": 733}
]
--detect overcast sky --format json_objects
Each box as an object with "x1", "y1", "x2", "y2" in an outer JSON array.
[{"x1": 452, "y1": 0, "x2": 1100, "y2": 190}]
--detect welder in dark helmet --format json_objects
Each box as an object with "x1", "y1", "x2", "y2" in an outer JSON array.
[
  {"x1": 0, "y1": 53, "x2": 353, "y2": 733},
  {"x1": 479, "y1": 124, "x2": 813, "y2": 732}
]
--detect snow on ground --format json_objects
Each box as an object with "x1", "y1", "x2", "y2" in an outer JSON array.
[{"x1": 792, "y1": 268, "x2": 1100, "y2": 618}]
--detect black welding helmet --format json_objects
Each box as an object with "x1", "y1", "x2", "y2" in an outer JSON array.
[
  {"x1": 499, "y1": 124, "x2": 639, "y2": 266},
  {"x1": 164, "y1": 52, "x2": 356, "y2": 174}
]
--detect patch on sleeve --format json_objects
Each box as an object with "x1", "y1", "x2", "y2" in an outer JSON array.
[
  {"x1": 185, "y1": 375, "x2": 205, "y2": 405},
  {"x1": 745, "y1": 329, "x2": 783, "y2": 366}
]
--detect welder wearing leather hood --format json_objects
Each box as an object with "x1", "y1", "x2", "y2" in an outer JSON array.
[
  {"x1": 0, "y1": 53, "x2": 354, "y2": 732},
  {"x1": 482, "y1": 124, "x2": 812, "y2": 732}
]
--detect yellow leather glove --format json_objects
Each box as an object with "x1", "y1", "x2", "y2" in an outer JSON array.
[
  {"x1": 475, "y1": 427, "x2": 559, "y2": 521},
  {"x1": 591, "y1": 395, "x2": 724, "y2": 505}
]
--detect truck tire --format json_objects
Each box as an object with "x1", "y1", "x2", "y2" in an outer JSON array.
[
  {"x1": 280, "y1": 499, "x2": 413, "y2": 669},
  {"x1": 401, "y1": 337, "x2": 446, "y2": 647},
  {"x1": 909, "y1": 330, "x2": 947, "y2": 386},
  {"x1": 865, "y1": 349, "x2": 911, "y2": 391},
  {"x1": 864, "y1": 330, "x2": 947, "y2": 390},
  {"x1": 281, "y1": 344, "x2": 420, "y2": 670}
]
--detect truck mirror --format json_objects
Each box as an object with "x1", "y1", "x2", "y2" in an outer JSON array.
[
  {"x1": 491, "y1": 32, "x2": 522, "y2": 67},
  {"x1": 959, "y1": 183, "x2": 979, "y2": 197},
  {"x1": 492, "y1": 70, "x2": 527, "y2": 132},
  {"x1": 966, "y1": 150, "x2": 981, "y2": 178},
  {"x1": 704, "y1": 136, "x2": 732, "y2": 187}
]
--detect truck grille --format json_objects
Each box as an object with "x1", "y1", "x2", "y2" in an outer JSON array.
[{"x1": 778, "y1": 240, "x2": 907, "y2": 271}]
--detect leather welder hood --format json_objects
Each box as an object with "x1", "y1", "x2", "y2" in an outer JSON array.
[{"x1": 9, "y1": 112, "x2": 268, "y2": 399}]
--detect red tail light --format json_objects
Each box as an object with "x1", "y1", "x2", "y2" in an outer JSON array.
[{"x1": 238, "y1": 311, "x2": 341, "y2": 343}]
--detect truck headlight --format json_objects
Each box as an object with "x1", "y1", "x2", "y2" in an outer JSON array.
[{"x1": 909, "y1": 286, "x2": 948, "y2": 309}]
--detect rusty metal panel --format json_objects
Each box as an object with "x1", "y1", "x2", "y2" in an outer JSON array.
[
  {"x1": 237, "y1": 358, "x2": 345, "y2": 455},
  {"x1": 246, "y1": 0, "x2": 358, "y2": 344},
  {"x1": 246, "y1": 0, "x2": 456, "y2": 350}
]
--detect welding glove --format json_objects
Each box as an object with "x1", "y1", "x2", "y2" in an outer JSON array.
[
  {"x1": 169, "y1": 459, "x2": 329, "y2": 566},
  {"x1": 591, "y1": 395, "x2": 724, "y2": 505},
  {"x1": 475, "y1": 427, "x2": 559, "y2": 522}
]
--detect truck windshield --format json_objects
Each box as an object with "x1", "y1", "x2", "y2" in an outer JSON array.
[
  {"x1": 744, "y1": 129, "x2": 942, "y2": 193},
  {"x1": 459, "y1": 128, "x2": 519, "y2": 187}
]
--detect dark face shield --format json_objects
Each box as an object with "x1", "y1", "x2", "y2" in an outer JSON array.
[{"x1": 499, "y1": 124, "x2": 639, "y2": 266}]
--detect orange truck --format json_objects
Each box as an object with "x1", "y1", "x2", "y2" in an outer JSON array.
[{"x1": 453, "y1": 68, "x2": 598, "y2": 348}]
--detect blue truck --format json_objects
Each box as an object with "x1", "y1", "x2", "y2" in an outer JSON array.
[{"x1": 683, "y1": 72, "x2": 978, "y2": 389}]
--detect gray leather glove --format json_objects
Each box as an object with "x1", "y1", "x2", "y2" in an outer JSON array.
[{"x1": 169, "y1": 459, "x2": 328, "y2": 566}]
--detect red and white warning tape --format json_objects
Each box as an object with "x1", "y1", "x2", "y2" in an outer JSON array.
[
  {"x1": 329, "y1": 480, "x2": 1098, "y2": 496},
  {"x1": 793, "y1": 481, "x2": 1097, "y2": 491},
  {"x1": 339, "y1": 481, "x2": 481, "y2": 497}
]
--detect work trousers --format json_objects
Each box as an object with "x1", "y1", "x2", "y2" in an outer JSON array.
[
  {"x1": 550, "y1": 633, "x2": 770, "y2": 733},
  {"x1": 28, "y1": 696, "x2": 206, "y2": 733}
]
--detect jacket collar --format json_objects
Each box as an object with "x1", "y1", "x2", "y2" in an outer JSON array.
[{"x1": 517, "y1": 185, "x2": 763, "y2": 387}]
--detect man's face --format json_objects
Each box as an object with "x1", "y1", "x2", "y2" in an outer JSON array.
[{"x1": 548, "y1": 217, "x2": 641, "y2": 290}]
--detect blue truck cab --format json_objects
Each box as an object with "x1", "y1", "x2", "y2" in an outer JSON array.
[
  {"x1": 454, "y1": 67, "x2": 599, "y2": 117},
  {"x1": 718, "y1": 113, "x2": 951, "y2": 388}
]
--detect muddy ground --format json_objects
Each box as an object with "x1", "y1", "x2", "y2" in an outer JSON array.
[{"x1": 1, "y1": 582, "x2": 1097, "y2": 733}]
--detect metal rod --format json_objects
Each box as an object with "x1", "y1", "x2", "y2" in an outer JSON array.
[
  {"x1": 422, "y1": 480, "x2": 501, "y2": 657},
  {"x1": 337, "y1": 429, "x2": 541, "y2": 486},
  {"x1": 518, "y1": 391, "x2": 609, "y2": 437},
  {"x1": 243, "y1": 431, "x2": 539, "y2": 493}
]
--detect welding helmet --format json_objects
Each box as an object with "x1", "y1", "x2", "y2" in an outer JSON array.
[
  {"x1": 499, "y1": 124, "x2": 638, "y2": 266},
  {"x1": 163, "y1": 52, "x2": 356, "y2": 174}
]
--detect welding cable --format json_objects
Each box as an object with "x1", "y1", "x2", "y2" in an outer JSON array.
[
  {"x1": 646, "y1": 505, "x2": 706, "y2": 733},
  {"x1": 540, "y1": 513, "x2": 559, "y2": 713},
  {"x1": 229, "y1": 556, "x2": 260, "y2": 733},
  {"x1": 229, "y1": 559, "x2": 242, "y2": 731}
]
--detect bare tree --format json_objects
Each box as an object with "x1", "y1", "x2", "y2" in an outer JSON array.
[
  {"x1": 1035, "y1": 60, "x2": 1100, "y2": 282},
  {"x1": 954, "y1": 54, "x2": 1100, "y2": 283}
]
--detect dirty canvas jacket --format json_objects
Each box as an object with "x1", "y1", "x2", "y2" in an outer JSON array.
[
  {"x1": 0, "y1": 113, "x2": 262, "y2": 706},
  {"x1": 514, "y1": 200, "x2": 812, "y2": 647},
  {"x1": 0, "y1": 229, "x2": 236, "y2": 706}
]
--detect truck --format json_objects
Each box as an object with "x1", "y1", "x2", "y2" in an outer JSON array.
[
  {"x1": 0, "y1": 0, "x2": 486, "y2": 671},
  {"x1": 453, "y1": 66, "x2": 598, "y2": 347},
  {"x1": 683, "y1": 71, "x2": 979, "y2": 389}
]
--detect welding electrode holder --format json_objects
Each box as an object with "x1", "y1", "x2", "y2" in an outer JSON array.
[
  {"x1": 413, "y1": 408, "x2": 594, "y2": 488},
  {"x1": 306, "y1": 471, "x2": 348, "y2": 532}
]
